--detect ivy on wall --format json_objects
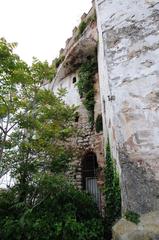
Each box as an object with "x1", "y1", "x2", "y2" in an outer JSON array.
[
  {"x1": 104, "y1": 140, "x2": 121, "y2": 239},
  {"x1": 76, "y1": 12, "x2": 96, "y2": 40},
  {"x1": 77, "y1": 21, "x2": 87, "y2": 37},
  {"x1": 54, "y1": 55, "x2": 65, "y2": 69},
  {"x1": 77, "y1": 57, "x2": 97, "y2": 127},
  {"x1": 124, "y1": 211, "x2": 140, "y2": 224}
]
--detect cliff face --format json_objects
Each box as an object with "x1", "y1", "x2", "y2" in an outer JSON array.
[{"x1": 96, "y1": 0, "x2": 159, "y2": 214}]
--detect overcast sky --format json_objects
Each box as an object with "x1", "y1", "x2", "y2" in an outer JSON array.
[{"x1": 0, "y1": 0, "x2": 92, "y2": 65}]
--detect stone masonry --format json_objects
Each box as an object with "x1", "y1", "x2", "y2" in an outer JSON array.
[{"x1": 49, "y1": 6, "x2": 105, "y2": 210}]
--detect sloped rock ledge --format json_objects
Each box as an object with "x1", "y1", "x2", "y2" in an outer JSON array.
[
  {"x1": 113, "y1": 211, "x2": 159, "y2": 240},
  {"x1": 54, "y1": 21, "x2": 97, "y2": 82}
]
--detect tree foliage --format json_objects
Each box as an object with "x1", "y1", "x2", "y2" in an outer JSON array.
[
  {"x1": 0, "y1": 175, "x2": 104, "y2": 240},
  {"x1": 0, "y1": 38, "x2": 104, "y2": 240},
  {"x1": 0, "y1": 38, "x2": 33, "y2": 175},
  {"x1": 0, "y1": 38, "x2": 74, "y2": 176},
  {"x1": 31, "y1": 57, "x2": 57, "y2": 82}
]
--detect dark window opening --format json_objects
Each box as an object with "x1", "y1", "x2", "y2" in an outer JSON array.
[
  {"x1": 87, "y1": 55, "x2": 91, "y2": 60},
  {"x1": 75, "y1": 112, "x2": 79, "y2": 122},
  {"x1": 72, "y1": 77, "x2": 76, "y2": 83},
  {"x1": 95, "y1": 114, "x2": 103, "y2": 133},
  {"x1": 82, "y1": 152, "x2": 100, "y2": 207}
]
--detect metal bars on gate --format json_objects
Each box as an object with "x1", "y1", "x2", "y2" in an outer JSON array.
[{"x1": 86, "y1": 177, "x2": 101, "y2": 208}]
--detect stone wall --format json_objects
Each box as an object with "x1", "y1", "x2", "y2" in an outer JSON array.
[
  {"x1": 52, "y1": 70, "x2": 104, "y2": 180},
  {"x1": 112, "y1": 211, "x2": 159, "y2": 240},
  {"x1": 49, "y1": 4, "x2": 106, "y2": 206},
  {"x1": 95, "y1": 0, "x2": 159, "y2": 214},
  {"x1": 50, "y1": 40, "x2": 105, "y2": 208},
  {"x1": 52, "y1": 73, "x2": 81, "y2": 106}
]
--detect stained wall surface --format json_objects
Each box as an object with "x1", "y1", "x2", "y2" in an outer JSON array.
[
  {"x1": 95, "y1": 0, "x2": 159, "y2": 213},
  {"x1": 51, "y1": 73, "x2": 81, "y2": 106}
]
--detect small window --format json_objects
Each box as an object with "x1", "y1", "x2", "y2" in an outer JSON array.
[
  {"x1": 95, "y1": 114, "x2": 103, "y2": 133},
  {"x1": 72, "y1": 77, "x2": 76, "y2": 83},
  {"x1": 87, "y1": 55, "x2": 91, "y2": 60},
  {"x1": 75, "y1": 112, "x2": 79, "y2": 122}
]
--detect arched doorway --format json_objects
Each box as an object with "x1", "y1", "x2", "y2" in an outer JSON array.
[{"x1": 82, "y1": 152, "x2": 101, "y2": 207}]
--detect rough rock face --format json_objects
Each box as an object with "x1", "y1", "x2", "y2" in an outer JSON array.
[
  {"x1": 112, "y1": 211, "x2": 159, "y2": 240},
  {"x1": 96, "y1": 0, "x2": 159, "y2": 213}
]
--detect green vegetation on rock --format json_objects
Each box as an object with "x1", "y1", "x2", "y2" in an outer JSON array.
[
  {"x1": 54, "y1": 54, "x2": 65, "y2": 69},
  {"x1": 104, "y1": 140, "x2": 121, "y2": 240},
  {"x1": 77, "y1": 57, "x2": 97, "y2": 127},
  {"x1": 78, "y1": 21, "x2": 87, "y2": 36},
  {"x1": 124, "y1": 211, "x2": 140, "y2": 225},
  {"x1": 76, "y1": 11, "x2": 96, "y2": 40}
]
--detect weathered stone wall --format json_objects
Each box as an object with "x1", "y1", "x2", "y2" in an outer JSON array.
[
  {"x1": 49, "y1": 4, "x2": 105, "y2": 203},
  {"x1": 94, "y1": 73, "x2": 105, "y2": 187},
  {"x1": 113, "y1": 211, "x2": 159, "y2": 240},
  {"x1": 50, "y1": 54, "x2": 105, "y2": 209},
  {"x1": 96, "y1": 0, "x2": 159, "y2": 214},
  {"x1": 51, "y1": 73, "x2": 81, "y2": 106}
]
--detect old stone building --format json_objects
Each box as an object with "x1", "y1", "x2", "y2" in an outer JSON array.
[
  {"x1": 95, "y1": 0, "x2": 159, "y2": 238},
  {"x1": 45, "y1": 4, "x2": 105, "y2": 209},
  {"x1": 46, "y1": 0, "x2": 159, "y2": 235}
]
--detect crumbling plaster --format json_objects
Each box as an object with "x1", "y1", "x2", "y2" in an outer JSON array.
[{"x1": 95, "y1": 0, "x2": 159, "y2": 213}]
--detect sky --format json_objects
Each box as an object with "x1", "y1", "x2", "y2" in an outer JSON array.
[{"x1": 0, "y1": 0, "x2": 92, "y2": 65}]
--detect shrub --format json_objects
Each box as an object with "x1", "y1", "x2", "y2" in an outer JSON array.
[
  {"x1": 78, "y1": 21, "x2": 87, "y2": 36},
  {"x1": 0, "y1": 175, "x2": 104, "y2": 240},
  {"x1": 76, "y1": 12, "x2": 96, "y2": 40},
  {"x1": 124, "y1": 211, "x2": 140, "y2": 224},
  {"x1": 55, "y1": 55, "x2": 65, "y2": 68}
]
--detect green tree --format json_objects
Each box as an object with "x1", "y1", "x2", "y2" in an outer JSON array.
[
  {"x1": 0, "y1": 175, "x2": 104, "y2": 240},
  {"x1": 31, "y1": 57, "x2": 57, "y2": 82},
  {"x1": 0, "y1": 38, "x2": 33, "y2": 175},
  {"x1": 0, "y1": 38, "x2": 65, "y2": 176},
  {"x1": 0, "y1": 38, "x2": 104, "y2": 240},
  {"x1": 0, "y1": 38, "x2": 76, "y2": 195}
]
